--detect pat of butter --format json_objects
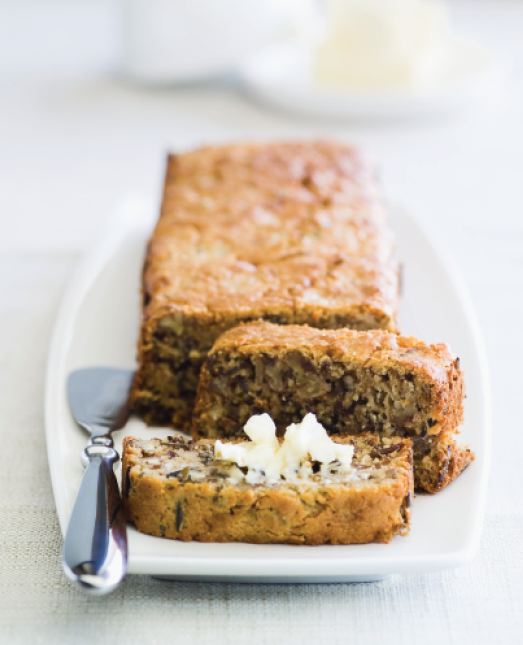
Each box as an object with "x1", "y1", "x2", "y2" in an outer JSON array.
[
  {"x1": 314, "y1": 0, "x2": 451, "y2": 91},
  {"x1": 215, "y1": 412, "x2": 354, "y2": 484}
]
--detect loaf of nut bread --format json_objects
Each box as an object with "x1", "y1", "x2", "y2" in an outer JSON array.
[
  {"x1": 122, "y1": 433, "x2": 413, "y2": 545},
  {"x1": 131, "y1": 141, "x2": 399, "y2": 430},
  {"x1": 192, "y1": 322, "x2": 473, "y2": 493}
]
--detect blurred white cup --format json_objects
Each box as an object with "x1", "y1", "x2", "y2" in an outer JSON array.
[{"x1": 121, "y1": 0, "x2": 300, "y2": 83}]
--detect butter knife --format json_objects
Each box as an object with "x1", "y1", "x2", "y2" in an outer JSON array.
[{"x1": 64, "y1": 367, "x2": 134, "y2": 594}]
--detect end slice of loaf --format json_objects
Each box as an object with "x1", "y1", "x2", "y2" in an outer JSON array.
[
  {"x1": 122, "y1": 433, "x2": 413, "y2": 545},
  {"x1": 192, "y1": 321, "x2": 472, "y2": 493}
]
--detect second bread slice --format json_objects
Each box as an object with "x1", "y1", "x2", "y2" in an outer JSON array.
[{"x1": 192, "y1": 321, "x2": 472, "y2": 492}]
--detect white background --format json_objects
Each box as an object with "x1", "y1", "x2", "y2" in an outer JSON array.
[{"x1": 0, "y1": 1, "x2": 522, "y2": 643}]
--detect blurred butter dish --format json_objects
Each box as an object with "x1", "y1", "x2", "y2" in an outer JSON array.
[
  {"x1": 315, "y1": 0, "x2": 453, "y2": 92},
  {"x1": 120, "y1": 0, "x2": 301, "y2": 83},
  {"x1": 240, "y1": 0, "x2": 503, "y2": 120},
  {"x1": 241, "y1": 40, "x2": 500, "y2": 121}
]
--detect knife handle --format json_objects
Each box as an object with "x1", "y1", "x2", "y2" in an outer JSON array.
[{"x1": 63, "y1": 443, "x2": 128, "y2": 594}]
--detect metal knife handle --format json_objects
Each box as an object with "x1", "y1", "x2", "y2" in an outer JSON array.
[{"x1": 63, "y1": 443, "x2": 128, "y2": 595}]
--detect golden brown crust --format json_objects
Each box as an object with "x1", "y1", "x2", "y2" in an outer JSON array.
[
  {"x1": 132, "y1": 141, "x2": 400, "y2": 428},
  {"x1": 122, "y1": 434, "x2": 413, "y2": 545},
  {"x1": 145, "y1": 142, "x2": 398, "y2": 322}
]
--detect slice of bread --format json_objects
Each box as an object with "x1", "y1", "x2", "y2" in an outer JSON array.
[
  {"x1": 192, "y1": 321, "x2": 472, "y2": 493},
  {"x1": 122, "y1": 433, "x2": 413, "y2": 545}
]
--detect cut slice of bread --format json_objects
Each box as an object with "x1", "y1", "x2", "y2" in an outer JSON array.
[
  {"x1": 122, "y1": 433, "x2": 413, "y2": 545},
  {"x1": 192, "y1": 321, "x2": 472, "y2": 493}
]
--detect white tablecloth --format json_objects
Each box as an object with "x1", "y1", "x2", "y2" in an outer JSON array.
[{"x1": 1, "y1": 1, "x2": 522, "y2": 643}]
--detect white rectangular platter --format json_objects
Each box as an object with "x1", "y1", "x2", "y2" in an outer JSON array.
[{"x1": 45, "y1": 195, "x2": 491, "y2": 582}]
